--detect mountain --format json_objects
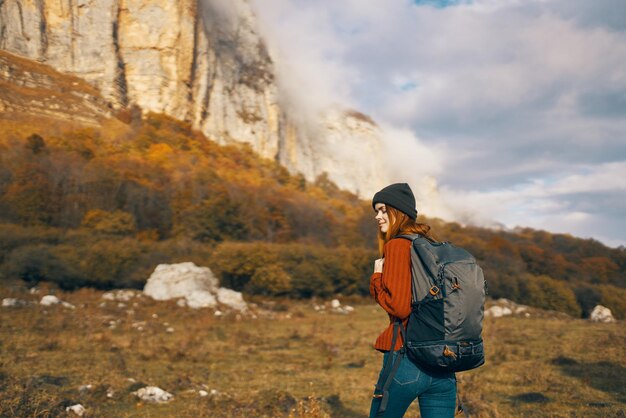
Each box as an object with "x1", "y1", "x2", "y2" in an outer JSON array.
[{"x1": 0, "y1": 0, "x2": 387, "y2": 197}]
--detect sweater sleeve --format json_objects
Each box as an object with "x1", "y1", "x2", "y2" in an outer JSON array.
[{"x1": 369, "y1": 238, "x2": 412, "y2": 320}]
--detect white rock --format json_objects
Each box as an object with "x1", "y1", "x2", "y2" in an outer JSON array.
[
  {"x1": 144, "y1": 263, "x2": 218, "y2": 303},
  {"x1": 514, "y1": 306, "x2": 528, "y2": 314},
  {"x1": 2, "y1": 298, "x2": 25, "y2": 307},
  {"x1": 186, "y1": 291, "x2": 217, "y2": 309},
  {"x1": 344, "y1": 305, "x2": 355, "y2": 312},
  {"x1": 199, "y1": 390, "x2": 209, "y2": 397},
  {"x1": 103, "y1": 290, "x2": 137, "y2": 302},
  {"x1": 176, "y1": 298, "x2": 187, "y2": 307},
  {"x1": 132, "y1": 386, "x2": 174, "y2": 403},
  {"x1": 166, "y1": 327, "x2": 175, "y2": 333},
  {"x1": 216, "y1": 287, "x2": 247, "y2": 311},
  {"x1": 40, "y1": 295, "x2": 61, "y2": 306},
  {"x1": 589, "y1": 305, "x2": 616, "y2": 323},
  {"x1": 331, "y1": 299, "x2": 341, "y2": 309},
  {"x1": 66, "y1": 404, "x2": 86, "y2": 416},
  {"x1": 62, "y1": 301, "x2": 76, "y2": 309},
  {"x1": 214, "y1": 310, "x2": 223, "y2": 317},
  {"x1": 484, "y1": 306, "x2": 513, "y2": 318}
]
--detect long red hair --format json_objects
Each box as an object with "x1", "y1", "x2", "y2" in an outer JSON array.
[{"x1": 377, "y1": 206, "x2": 436, "y2": 256}]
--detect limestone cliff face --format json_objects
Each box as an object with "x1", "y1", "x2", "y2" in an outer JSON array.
[{"x1": 0, "y1": 0, "x2": 387, "y2": 197}]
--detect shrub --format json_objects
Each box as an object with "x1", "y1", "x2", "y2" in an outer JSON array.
[
  {"x1": 210, "y1": 242, "x2": 279, "y2": 290},
  {"x1": 574, "y1": 284, "x2": 602, "y2": 318},
  {"x1": 2, "y1": 245, "x2": 85, "y2": 289},
  {"x1": 81, "y1": 209, "x2": 136, "y2": 235},
  {"x1": 518, "y1": 274, "x2": 581, "y2": 317},
  {"x1": 245, "y1": 265, "x2": 292, "y2": 296},
  {"x1": 597, "y1": 284, "x2": 626, "y2": 319}
]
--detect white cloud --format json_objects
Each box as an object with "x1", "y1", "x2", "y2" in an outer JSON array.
[{"x1": 252, "y1": 0, "x2": 626, "y2": 246}]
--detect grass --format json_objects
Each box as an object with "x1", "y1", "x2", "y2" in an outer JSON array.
[{"x1": 0, "y1": 281, "x2": 624, "y2": 417}]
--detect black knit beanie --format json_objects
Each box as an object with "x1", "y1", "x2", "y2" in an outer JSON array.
[{"x1": 372, "y1": 183, "x2": 417, "y2": 220}]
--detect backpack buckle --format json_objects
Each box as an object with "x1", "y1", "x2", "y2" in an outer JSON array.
[{"x1": 429, "y1": 286, "x2": 440, "y2": 296}]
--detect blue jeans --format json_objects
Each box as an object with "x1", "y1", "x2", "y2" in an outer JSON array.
[{"x1": 369, "y1": 351, "x2": 457, "y2": 418}]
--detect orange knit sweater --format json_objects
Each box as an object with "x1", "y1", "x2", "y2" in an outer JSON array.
[{"x1": 369, "y1": 238, "x2": 413, "y2": 352}]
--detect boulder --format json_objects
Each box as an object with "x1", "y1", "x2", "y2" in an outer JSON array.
[
  {"x1": 186, "y1": 291, "x2": 217, "y2": 309},
  {"x1": 144, "y1": 262, "x2": 247, "y2": 311},
  {"x1": 216, "y1": 288, "x2": 247, "y2": 311},
  {"x1": 589, "y1": 305, "x2": 616, "y2": 323},
  {"x1": 144, "y1": 262, "x2": 218, "y2": 301}
]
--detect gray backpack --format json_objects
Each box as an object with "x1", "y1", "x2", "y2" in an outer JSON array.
[
  {"x1": 400, "y1": 234, "x2": 486, "y2": 373},
  {"x1": 373, "y1": 234, "x2": 486, "y2": 417}
]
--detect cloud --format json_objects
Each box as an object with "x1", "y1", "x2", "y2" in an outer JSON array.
[{"x1": 251, "y1": 0, "x2": 626, "y2": 246}]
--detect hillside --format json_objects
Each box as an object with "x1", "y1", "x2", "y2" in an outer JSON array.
[{"x1": 0, "y1": 108, "x2": 625, "y2": 319}]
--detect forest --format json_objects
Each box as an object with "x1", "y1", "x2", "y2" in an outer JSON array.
[{"x1": 1, "y1": 113, "x2": 624, "y2": 318}]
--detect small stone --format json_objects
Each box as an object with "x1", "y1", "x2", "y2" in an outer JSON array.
[
  {"x1": 40, "y1": 295, "x2": 61, "y2": 306},
  {"x1": 66, "y1": 404, "x2": 86, "y2": 416},
  {"x1": 2, "y1": 298, "x2": 24, "y2": 307},
  {"x1": 166, "y1": 327, "x2": 174, "y2": 333},
  {"x1": 132, "y1": 386, "x2": 174, "y2": 403},
  {"x1": 199, "y1": 390, "x2": 209, "y2": 397},
  {"x1": 331, "y1": 299, "x2": 341, "y2": 309}
]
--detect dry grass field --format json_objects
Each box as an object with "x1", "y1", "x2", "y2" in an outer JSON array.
[{"x1": 1, "y1": 280, "x2": 624, "y2": 418}]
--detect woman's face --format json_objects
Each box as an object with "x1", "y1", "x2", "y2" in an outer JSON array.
[{"x1": 374, "y1": 203, "x2": 390, "y2": 233}]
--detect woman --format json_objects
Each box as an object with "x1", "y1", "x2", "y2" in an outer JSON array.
[{"x1": 369, "y1": 183, "x2": 457, "y2": 418}]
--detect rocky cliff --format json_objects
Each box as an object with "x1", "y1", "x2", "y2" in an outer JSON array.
[{"x1": 0, "y1": 0, "x2": 387, "y2": 197}]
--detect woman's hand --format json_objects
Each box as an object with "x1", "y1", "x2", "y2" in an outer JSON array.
[{"x1": 374, "y1": 258, "x2": 384, "y2": 273}]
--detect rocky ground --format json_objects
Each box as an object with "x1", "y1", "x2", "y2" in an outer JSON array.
[{"x1": 1, "y1": 279, "x2": 624, "y2": 417}]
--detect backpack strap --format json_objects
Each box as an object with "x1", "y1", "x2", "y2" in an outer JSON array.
[{"x1": 373, "y1": 320, "x2": 407, "y2": 418}]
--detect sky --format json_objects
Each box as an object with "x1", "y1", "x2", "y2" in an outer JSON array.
[{"x1": 251, "y1": 0, "x2": 626, "y2": 248}]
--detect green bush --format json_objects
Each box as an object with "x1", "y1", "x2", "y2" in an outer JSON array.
[
  {"x1": 245, "y1": 265, "x2": 292, "y2": 296},
  {"x1": 209, "y1": 242, "x2": 279, "y2": 290},
  {"x1": 597, "y1": 284, "x2": 626, "y2": 319},
  {"x1": 518, "y1": 274, "x2": 581, "y2": 317}
]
